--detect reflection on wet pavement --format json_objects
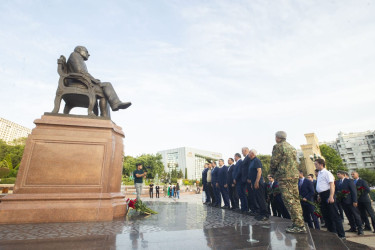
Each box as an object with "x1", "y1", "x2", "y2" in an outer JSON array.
[{"x1": 0, "y1": 201, "x2": 369, "y2": 249}]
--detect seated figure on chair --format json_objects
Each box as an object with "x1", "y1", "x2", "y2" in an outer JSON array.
[{"x1": 66, "y1": 46, "x2": 131, "y2": 117}]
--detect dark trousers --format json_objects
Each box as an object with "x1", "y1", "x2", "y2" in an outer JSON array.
[
  {"x1": 270, "y1": 199, "x2": 279, "y2": 216},
  {"x1": 237, "y1": 182, "x2": 248, "y2": 211},
  {"x1": 301, "y1": 202, "x2": 320, "y2": 229},
  {"x1": 207, "y1": 182, "x2": 215, "y2": 204},
  {"x1": 337, "y1": 202, "x2": 344, "y2": 220},
  {"x1": 219, "y1": 185, "x2": 230, "y2": 207},
  {"x1": 358, "y1": 202, "x2": 375, "y2": 230},
  {"x1": 247, "y1": 183, "x2": 258, "y2": 212},
  {"x1": 342, "y1": 202, "x2": 362, "y2": 230},
  {"x1": 228, "y1": 184, "x2": 239, "y2": 209},
  {"x1": 149, "y1": 190, "x2": 153, "y2": 198},
  {"x1": 253, "y1": 182, "x2": 268, "y2": 216},
  {"x1": 204, "y1": 183, "x2": 211, "y2": 203},
  {"x1": 156, "y1": 190, "x2": 159, "y2": 198},
  {"x1": 213, "y1": 183, "x2": 221, "y2": 206},
  {"x1": 320, "y1": 190, "x2": 345, "y2": 237},
  {"x1": 275, "y1": 195, "x2": 291, "y2": 219}
]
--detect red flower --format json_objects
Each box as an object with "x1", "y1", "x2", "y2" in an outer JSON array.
[
  {"x1": 314, "y1": 212, "x2": 322, "y2": 218},
  {"x1": 358, "y1": 186, "x2": 365, "y2": 191},
  {"x1": 342, "y1": 190, "x2": 350, "y2": 194},
  {"x1": 274, "y1": 185, "x2": 279, "y2": 188},
  {"x1": 127, "y1": 198, "x2": 137, "y2": 209}
]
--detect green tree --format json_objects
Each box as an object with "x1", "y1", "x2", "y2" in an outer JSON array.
[
  {"x1": 0, "y1": 139, "x2": 25, "y2": 178},
  {"x1": 320, "y1": 144, "x2": 348, "y2": 173},
  {"x1": 123, "y1": 153, "x2": 165, "y2": 179},
  {"x1": 258, "y1": 154, "x2": 271, "y2": 178},
  {"x1": 177, "y1": 169, "x2": 183, "y2": 179},
  {"x1": 355, "y1": 168, "x2": 375, "y2": 186},
  {"x1": 185, "y1": 168, "x2": 188, "y2": 179}
]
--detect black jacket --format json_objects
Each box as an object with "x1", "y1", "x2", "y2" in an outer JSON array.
[
  {"x1": 355, "y1": 178, "x2": 371, "y2": 203},
  {"x1": 336, "y1": 178, "x2": 358, "y2": 204}
]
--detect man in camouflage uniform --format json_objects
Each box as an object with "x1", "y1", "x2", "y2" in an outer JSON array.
[{"x1": 270, "y1": 131, "x2": 306, "y2": 233}]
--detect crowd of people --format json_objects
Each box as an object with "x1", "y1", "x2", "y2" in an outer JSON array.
[{"x1": 201, "y1": 131, "x2": 375, "y2": 239}]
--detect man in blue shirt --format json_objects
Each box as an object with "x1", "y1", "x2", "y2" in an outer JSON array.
[
  {"x1": 247, "y1": 149, "x2": 268, "y2": 221},
  {"x1": 133, "y1": 163, "x2": 147, "y2": 200}
]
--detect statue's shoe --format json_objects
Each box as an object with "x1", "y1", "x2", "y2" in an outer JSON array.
[{"x1": 112, "y1": 102, "x2": 132, "y2": 111}]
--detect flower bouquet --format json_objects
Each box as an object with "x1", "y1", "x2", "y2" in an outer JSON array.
[
  {"x1": 336, "y1": 190, "x2": 350, "y2": 202},
  {"x1": 357, "y1": 186, "x2": 366, "y2": 200},
  {"x1": 272, "y1": 185, "x2": 281, "y2": 197},
  {"x1": 126, "y1": 198, "x2": 158, "y2": 215},
  {"x1": 300, "y1": 197, "x2": 322, "y2": 218}
]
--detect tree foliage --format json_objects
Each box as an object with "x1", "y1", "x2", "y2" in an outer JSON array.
[
  {"x1": 0, "y1": 139, "x2": 26, "y2": 178},
  {"x1": 258, "y1": 154, "x2": 271, "y2": 178},
  {"x1": 319, "y1": 144, "x2": 348, "y2": 173},
  {"x1": 355, "y1": 168, "x2": 375, "y2": 186},
  {"x1": 123, "y1": 153, "x2": 164, "y2": 179}
]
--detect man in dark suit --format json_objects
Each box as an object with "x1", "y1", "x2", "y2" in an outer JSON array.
[
  {"x1": 218, "y1": 159, "x2": 230, "y2": 209},
  {"x1": 211, "y1": 161, "x2": 221, "y2": 207},
  {"x1": 266, "y1": 175, "x2": 279, "y2": 216},
  {"x1": 202, "y1": 163, "x2": 211, "y2": 204},
  {"x1": 352, "y1": 171, "x2": 375, "y2": 233},
  {"x1": 234, "y1": 147, "x2": 250, "y2": 213},
  {"x1": 336, "y1": 171, "x2": 363, "y2": 235},
  {"x1": 334, "y1": 178, "x2": 345, "y2": 221},
  {"x1": 299, "y1": 171, "x2": 320, "y2": 229},
  {"x1": 227, "y1": 157, "x2": 239, "y2": 210}
]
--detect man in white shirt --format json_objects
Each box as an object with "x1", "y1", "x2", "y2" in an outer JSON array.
[{"x1": 315, "y1": 159, "x2": 345, "y2": 239}]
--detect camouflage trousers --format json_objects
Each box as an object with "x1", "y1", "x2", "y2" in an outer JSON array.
[{"x1": 278, "y1": 178, "x2": 305, "y2": 227}]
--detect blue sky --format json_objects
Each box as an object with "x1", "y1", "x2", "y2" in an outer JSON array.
[{"x1": 1, "y1": 0, "x2": 375, "y2": 160}]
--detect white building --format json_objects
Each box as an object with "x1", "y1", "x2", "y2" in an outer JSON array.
[
  {"x1": 0, "y1": 118, "x2": 31, "y2": 144},
  {"x1": 323, "y1": 131, "x2": 375, "y2": 171},
  {"x1": 157, "y1": 147, "x2": 222, "y2": 180}
]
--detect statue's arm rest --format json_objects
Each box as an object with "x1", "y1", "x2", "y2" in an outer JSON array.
[{"x1": 64, "y1": 73, "x2": 92, "y2": 88}]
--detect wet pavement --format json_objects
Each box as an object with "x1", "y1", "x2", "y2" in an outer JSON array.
[{"x1": 0, "y1": 198, "x2": 371, "y2": 250}]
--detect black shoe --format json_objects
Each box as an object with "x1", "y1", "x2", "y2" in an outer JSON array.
[
  {"x1": 364, "y1": 226, "x2": 372, "y2": 231},
  {"x1": 248, "y1": 211, "x2": 257, "y2": 216},
  {"x1": 358, "y1": 230, "x2": 364, "y2": 235},
  {"x1": 214, "y1": 204, "x2": 220, "y2": 208},
  {"x1": 221, "y1": 206, "x2": 230, "y2": 209},
  {"x1": 345, "y1": 229, "x2": 357, "y2": 233},
  {"x1": 339, "y1": 236, "x2": 346, "y2": 240}
]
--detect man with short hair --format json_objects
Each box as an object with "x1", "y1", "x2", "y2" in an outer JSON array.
[
  {"x1": 206, "y1": 162, "x2": 215, "y2": 206},
  {"x1": 235, "y1": 148, "x2": 250, "y2": 213},
  {"x1": 352, "y1": 171, "x2": 375, "y2": 233},
  {"x1": 315, "y1": 159, "x2": 345, "y2": 239},
  {"x1": 299, "y1": 170, "x2": 320, "y2": 229},
  {"x1": 211, "y1": 161, "x2": 221, "y2": 207},
  {"x1": 202, "y1": 163, "x2": 210, "y2": 204},
  {"x1": 227, "y1": 158, "x2": 239, "y2": 210},
  {"x1": 270, "y1": 131, "x2": 306, "y2": 233},
  {"x1": 218, "y1": 159, "x2": 230, "y2": 209},
  {"x1": 133, "y1": 163, "x2": 147, "y2": 200},
  {"x1": 336, "y1": 170, "x2": 363, "y2": 235},
  {"x1": 247, "y1": 149, "x2": 268, "y2": 221}
]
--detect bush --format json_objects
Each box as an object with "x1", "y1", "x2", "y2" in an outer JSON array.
[
  {"x1": 0, "y1": 177, "x2": 16, "y2": 184},
  {"x1": 370, "y1": 190, "x2": 375, "y2": 201}
]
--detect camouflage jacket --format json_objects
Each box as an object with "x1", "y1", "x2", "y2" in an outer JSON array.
[{"x1": 269, "y1": 140, "x2": 299, "y2": 180}]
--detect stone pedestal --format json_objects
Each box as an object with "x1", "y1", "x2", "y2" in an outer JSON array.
[{"x1": 0, "y1": 114, "x2": 127, "y2": 224}]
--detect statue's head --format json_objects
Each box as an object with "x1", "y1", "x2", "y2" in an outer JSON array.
[{"x1": 74, "y1": 46, "x2": 90, "y2": 61}]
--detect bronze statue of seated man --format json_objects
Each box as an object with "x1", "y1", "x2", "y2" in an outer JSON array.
[{"x1": 66, "y1": 46, "x2": 131, "y2": 116}]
